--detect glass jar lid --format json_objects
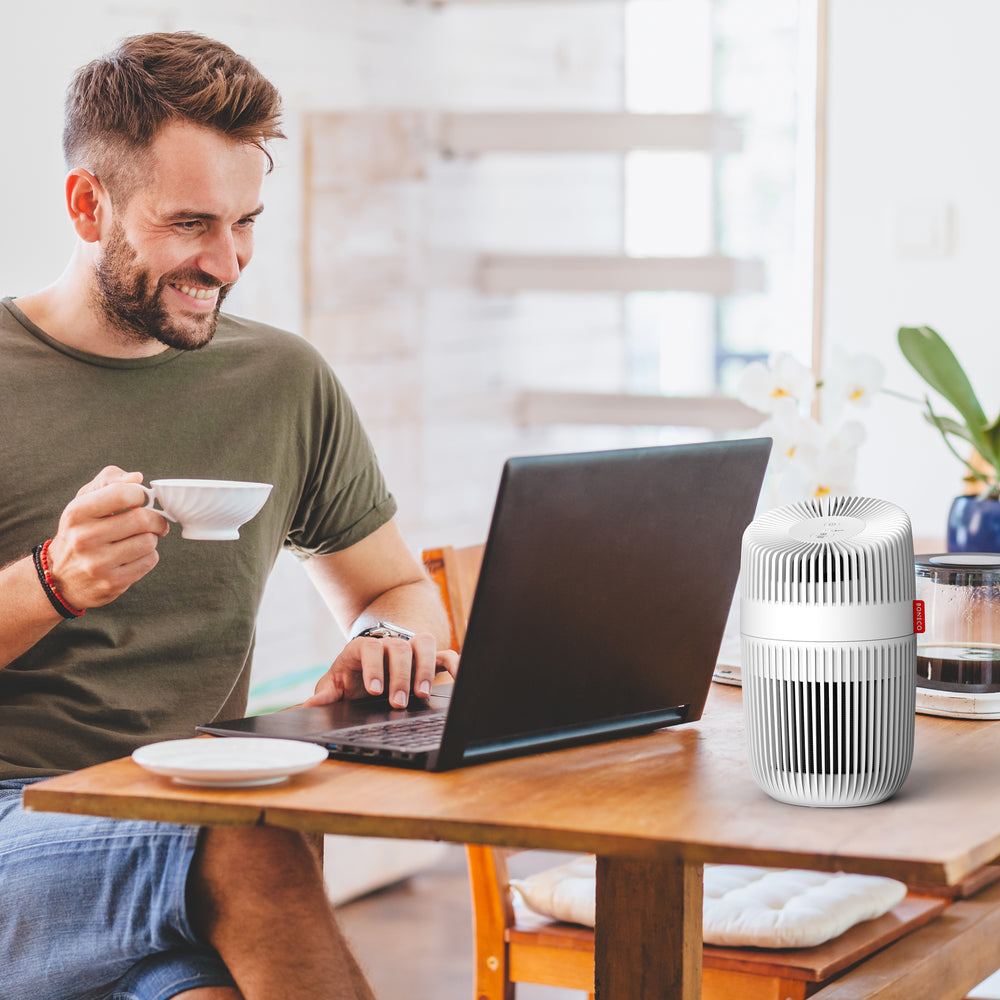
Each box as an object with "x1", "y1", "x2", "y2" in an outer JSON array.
[{"x1": 915, "y1": 553, "x2": 1000, "y2": 586}]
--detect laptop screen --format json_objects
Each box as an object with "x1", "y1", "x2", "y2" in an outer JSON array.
[{"x1": 437, "y1": 438, "x2": 771, "y2": 768}]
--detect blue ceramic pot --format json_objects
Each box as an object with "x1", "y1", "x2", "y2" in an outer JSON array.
[{"x1": 947, "y1": 495, "x2": 1000, "y2": 552}]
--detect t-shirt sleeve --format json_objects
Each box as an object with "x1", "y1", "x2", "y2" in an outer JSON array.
[{"x1": 283, "y1": 360, "x2": 398, "y2": 557}]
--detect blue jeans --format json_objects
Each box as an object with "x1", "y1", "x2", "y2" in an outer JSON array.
[{"x1": 0, "y1": 778, "x2": 235, "y2": 1000}]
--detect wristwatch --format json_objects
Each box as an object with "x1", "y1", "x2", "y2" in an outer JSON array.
[{"x1": 355, "y1": 621, "x2": 417, "y2": 641}]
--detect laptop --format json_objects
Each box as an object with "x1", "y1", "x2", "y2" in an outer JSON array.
[{"x1": 199, "y1": 437, "x2": 771, "y2": 770}]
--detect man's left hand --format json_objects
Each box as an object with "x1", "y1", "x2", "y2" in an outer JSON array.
[{"x1": 304, "y1": 633, "x2": 459, "y2": 708}]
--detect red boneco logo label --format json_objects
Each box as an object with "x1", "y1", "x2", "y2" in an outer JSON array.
[{"x1": 913, "y1": 599, "x2": 926, "y2": 634}]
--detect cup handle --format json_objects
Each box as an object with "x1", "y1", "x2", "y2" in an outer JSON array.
[{"x1": 137, "y1": 485, "x2": 177, "y2": 523}]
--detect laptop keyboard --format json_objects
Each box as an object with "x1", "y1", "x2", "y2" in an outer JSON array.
[{"x1": 330, "y1": 714, "x2": 447, "y2": 750}]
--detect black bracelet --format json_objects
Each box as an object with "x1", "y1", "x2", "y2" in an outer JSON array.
[{"x1": 32, "y1": 542, "x2": 83, "y2": 620}]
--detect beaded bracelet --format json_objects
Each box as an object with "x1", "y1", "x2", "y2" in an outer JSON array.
[{"x1": 32, "y1": 540, "x2": 85, "y2": 619}]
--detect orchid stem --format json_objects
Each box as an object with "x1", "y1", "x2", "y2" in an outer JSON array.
[{"x1": 881, "y1": 387, "x2": 925, "y2": 406}]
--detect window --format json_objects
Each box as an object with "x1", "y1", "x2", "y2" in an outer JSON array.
[{"x1": 624, "y1": 0, "x2": 820, "y2": 397}]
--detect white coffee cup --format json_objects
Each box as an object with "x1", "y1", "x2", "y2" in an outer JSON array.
[{"x1": 139, "y1": 479, "x2": 273, "y2": 540}]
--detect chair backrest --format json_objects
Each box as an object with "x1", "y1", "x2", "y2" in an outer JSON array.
[{"x1": 421, "y1": 544, "x2": 484, "y2": 652}]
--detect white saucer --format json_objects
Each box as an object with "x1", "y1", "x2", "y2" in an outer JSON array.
[
  {"x1": 131, "y1": 737, "x2": 328, "y2": 787},
  {"x1": 916, "y1": 687, "x2": 1000, "y2": 720},
  {"x1": 713, "y1": 637, "x2": 743, "y2": 686}
]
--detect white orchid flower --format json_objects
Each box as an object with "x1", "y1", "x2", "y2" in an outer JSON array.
[
  {"x1": 737, "y1": 352, "x2": 817, "y2": 415},
  {"x1": 826, "y1": 419, "x2": 867, "y2": 453},
  {"x1": 737, "y1": 348, "x2": 880, "y2": 505},
  {"x1": 777, "y1": 445, "x2": 859, "y2": 502},
  {"x1": 759, "y1": 401, "x2": 824, "y2": 471},
  {"x1": 821, "y1": 349, "x2": 886, "y2": 422}
]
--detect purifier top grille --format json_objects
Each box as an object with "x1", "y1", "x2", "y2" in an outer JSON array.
[{"x1": 741, "y1": 496, "x2": 915, "y2": 643}]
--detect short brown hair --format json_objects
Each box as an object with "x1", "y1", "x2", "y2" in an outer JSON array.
[{"x1": 63, "y1": 31, "x2": 285, "y2": 202}]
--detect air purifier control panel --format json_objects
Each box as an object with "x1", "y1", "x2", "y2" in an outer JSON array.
[{"x1": 787, "y1": 515, "x2": 866, "y2": 544}]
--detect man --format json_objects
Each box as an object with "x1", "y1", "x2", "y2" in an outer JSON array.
[{"x1": 0, "y1": 31, "x2": 458, "y2": 1000}]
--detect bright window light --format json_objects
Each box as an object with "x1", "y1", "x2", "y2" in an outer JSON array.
[{"x1": 622, "y1": 0, "x2": 817, "y2": 395}]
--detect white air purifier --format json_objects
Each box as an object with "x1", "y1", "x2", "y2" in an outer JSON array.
[{"x1": 740, "y1": 496, "x2": 916, "y2": 807}]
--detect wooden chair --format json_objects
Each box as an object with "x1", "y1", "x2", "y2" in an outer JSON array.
[
  {"x1": 421, "y1": 543, "x2": 1000, "y2": 1000},
  {"x1": 422, "y1": 543, "x2": 484, "y2": 655}
]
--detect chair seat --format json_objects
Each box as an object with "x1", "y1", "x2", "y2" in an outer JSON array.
[
  {"x1": 703, "y1": 894, "x2": 946, "y2": 984},
  {"x1": 509, "y1": 908, "x2": 596, "y2": 944},
  {"x1": 507, "y1": 915, "x2": 597, "y2": 992},
  {"x1": 503, "y1": 894, "x2": 946, "y2": 992}
]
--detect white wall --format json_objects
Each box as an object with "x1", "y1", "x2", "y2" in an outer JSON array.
[{"x1": 824, "y1": 0, "x2": 1000, "y2": 540}]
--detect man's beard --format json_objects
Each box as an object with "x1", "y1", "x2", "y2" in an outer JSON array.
[{"x1": 93, "y1": 223, "x2": 232, "y2": 351}]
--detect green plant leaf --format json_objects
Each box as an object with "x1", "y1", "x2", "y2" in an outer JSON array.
[
  {"x1": 924, "y1": 412, "x2": 976, "y2": 447},
  {"x1": 923, "y1": 401, "x2": 997, "y2": 485},
  {"x1": 898, "y1": 325, "x2": 994, "y2": 460},
  {"x1": 986, "y1": 417, "x2": 1000, "y2": 468}
]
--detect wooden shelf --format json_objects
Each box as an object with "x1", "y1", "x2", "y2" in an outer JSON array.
[
  {"x1": 514, "y1": 391, "x2": 763, "y2": 431},
  {"x1": 415, "y1": 0, "x2": 643, "y2": 5},
  {"x1": 477, "y1": 253, "x2": 766, "y2": 295},
  {"x1": 438, "y1": 112, "x2": 744, "y2": 155}
]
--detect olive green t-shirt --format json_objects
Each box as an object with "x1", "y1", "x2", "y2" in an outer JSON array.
[{"x1": 0, "y1": 297, "x2": 396, "y2": 779}]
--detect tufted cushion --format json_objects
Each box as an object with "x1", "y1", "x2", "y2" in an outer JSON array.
[{"x1": 510, "y1": 857, "x2": 907, "y2": 949}]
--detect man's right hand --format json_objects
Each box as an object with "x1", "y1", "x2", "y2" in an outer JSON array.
[{"x1": 44, "y1": 466, "x2": 171, "y2": 612}]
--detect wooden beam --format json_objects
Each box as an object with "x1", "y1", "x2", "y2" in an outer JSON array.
[{"x1": 811, "y1": 0, "x2": 829, "y2": 405}]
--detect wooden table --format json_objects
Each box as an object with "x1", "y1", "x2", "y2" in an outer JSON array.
[{"x1": 23, "y1": 684, "x2": 1000, "y2": 999}]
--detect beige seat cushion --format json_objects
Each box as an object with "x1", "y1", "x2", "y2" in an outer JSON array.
[{"x1": 510, "y1": 857, "x2": 907, "y2": 949}]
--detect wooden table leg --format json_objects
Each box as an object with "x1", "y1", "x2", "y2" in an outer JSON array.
[{"x1": 594, "y1": 855, "x2": 703, "y2": 1000}]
